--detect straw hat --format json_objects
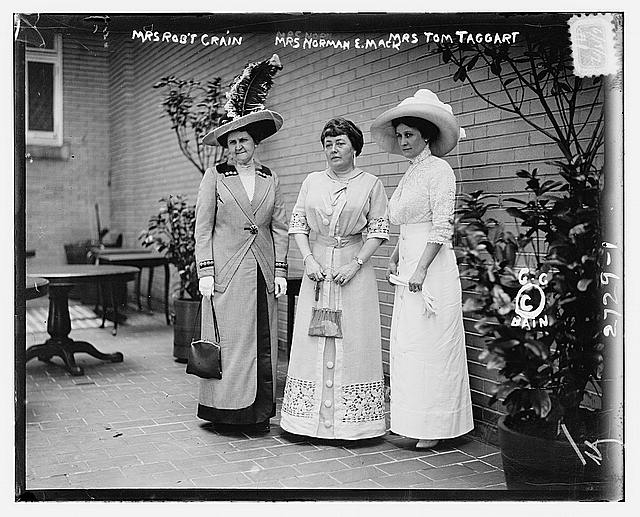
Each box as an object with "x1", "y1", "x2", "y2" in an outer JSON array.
[
  {"x1": 203, "y1": 54, "x2": 283, "y2": 147},
  {"x1": 370, "y1": 89, "x2": 461, "y2": 157}
]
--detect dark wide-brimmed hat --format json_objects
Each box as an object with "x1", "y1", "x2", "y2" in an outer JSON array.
[
  {"x1": 203, "y1": 54, "x2": 284, "y2": 147},
  {"x1": 370, "y1": 89, "x2": 461, "y2": 157}
]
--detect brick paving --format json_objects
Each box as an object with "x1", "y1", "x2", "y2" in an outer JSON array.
[{"x1": 23, "y1": 302, "x2": 506, "y2": 493}]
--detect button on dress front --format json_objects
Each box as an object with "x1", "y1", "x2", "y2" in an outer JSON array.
[{"x1": 281, "y1": 168, "x2": 390, "y2": 439}]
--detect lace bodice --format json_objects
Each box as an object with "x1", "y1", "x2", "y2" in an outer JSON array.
[{"x1": 388, "y1": 147, "x2": 456, "y2": 244}]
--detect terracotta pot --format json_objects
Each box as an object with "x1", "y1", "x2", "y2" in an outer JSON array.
[
  {"x1": 173, "y1": 298, "x2": 201, "y2": 362},
  {"x1": 498, "y1": 415, "x2": 619, "y2": 499}
]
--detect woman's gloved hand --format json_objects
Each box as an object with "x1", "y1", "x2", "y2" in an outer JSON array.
[
  {"x1": 199, "y1": 276, "x2": 214, "y2": 297},
  {"x1": 275, "y1": 277, "x2": 287, "y2": 299}
]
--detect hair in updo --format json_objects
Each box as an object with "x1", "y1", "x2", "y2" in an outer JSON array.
[
  {"x1": 218, "y1": 122, "x2": 264, "y2": 148},
  {"x1": 392, "y1": 116, "x2": 439, "y2": 143},
  {"x1": 320, "y1": 117, "x2": 364, "y2": 156}
]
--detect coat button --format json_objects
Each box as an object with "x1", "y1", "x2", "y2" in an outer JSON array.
[
  {"x1": 322, "y1": 218, "x2": 329, "y2": 225},
  {"x1": 326, "y1": 380, "x2": 333, "y2": 388},
  {"x1": 326, "y1": 361, "x2": 334, "y2": 369},
  {"x1": 324, "y1": 400, "x2": 332, "y2": 408},
  {"x1": 324, "y1": 420, "x2": 332, "y2": 428},
  {"x1": 326, "y1": 208, "x2": 333, "y2": 216}
]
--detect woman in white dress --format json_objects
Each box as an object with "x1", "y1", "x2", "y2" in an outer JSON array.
[{"x1": 371, "y1": 89, "x2": 473, "y2": 448}]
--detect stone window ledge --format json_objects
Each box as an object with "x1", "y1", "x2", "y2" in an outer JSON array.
[{"x1": 26, "y1": 142, "x2": 71, "y2": 161}]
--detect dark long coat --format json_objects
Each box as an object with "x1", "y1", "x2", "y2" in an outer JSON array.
[{"x1": 194, "y1": 162, "x2": 288, "y2": 409}]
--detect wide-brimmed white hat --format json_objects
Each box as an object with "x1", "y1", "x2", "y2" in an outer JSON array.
[{"x1": 370, "y1": 89, "x2": 460, "y2": 157}]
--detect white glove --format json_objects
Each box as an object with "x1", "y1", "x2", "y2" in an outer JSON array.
[
  {"x1": 274, "y1": 277, "x2": 287, "y2": 299},
  {"x1": 199, "y1": 276, "x2": 214, "y2": 297}
]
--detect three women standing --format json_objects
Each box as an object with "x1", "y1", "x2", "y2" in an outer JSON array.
[
  {"x1": 371, "y1": 89, "x2": 474, "y2": 448},
  {"x1": 194, "y1": 55, "x2": 288, "y2": 432},
  {"x1": 281, "y1": 118, "x2": 389, "y2": 440}
]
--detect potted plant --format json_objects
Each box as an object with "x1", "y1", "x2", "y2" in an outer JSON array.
[
  {"x1": 152, "y1": 75, "x2": 225, "y2": 175},
  {"x1": 139, "y1": 195, "x2": 200, "y2": 361},
  {"x1": 140, "y1": 75, "x2": 225, "y2": 360},
  {"x1": 437, "y1": 16, "x2": 622, "y2": 498},
  {"x1": 456, "y1": 177, "x2": 612, "y2": 496}
]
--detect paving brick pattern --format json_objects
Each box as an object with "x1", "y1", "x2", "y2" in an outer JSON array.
[{"x1": 23, "y1": 305, "x2": 505, "y2": 493}]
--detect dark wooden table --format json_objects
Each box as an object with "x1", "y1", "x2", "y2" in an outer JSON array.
[
  {"x1": 26, "y1": 265, "x2": 138, "y2": 376},
  {"x1": 26, "y1": 277, "x2": 48, "y2": 300},
  {"x1": 90, "y1": 247, "x2": 149, "y2": 257},
  {"x1": 96, "y1": 251, "x2": 170, "y2": 325}
]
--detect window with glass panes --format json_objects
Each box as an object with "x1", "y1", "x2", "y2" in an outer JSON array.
[{"x1": 26, "y1": 33, "x2": 62, "y2": 146}]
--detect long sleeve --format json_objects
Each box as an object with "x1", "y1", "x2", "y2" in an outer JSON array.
[
  {"x1": 288, "y1": 175, "x2": 311, "y2": 235},
  {"x1": 194, "y1": 168, "x2": 217, "y2": 278},
  {"x1": 426, "y1": 165, "x2": 456, "y2": 244},
  {"x1": 271, "y1": 172, "x2": 289, "y2": 277},
  {"x1": 365, "y1": 179, "x2": 390, "y2": 241}
]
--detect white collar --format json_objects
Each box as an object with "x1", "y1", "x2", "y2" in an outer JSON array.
[{"x1": 409, "y1": 146, "x2": 432, "y2": 165}]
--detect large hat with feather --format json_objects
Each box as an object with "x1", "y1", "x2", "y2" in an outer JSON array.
[{"x1": 203, "y1": 54, "x2": 284, "y2": 147}]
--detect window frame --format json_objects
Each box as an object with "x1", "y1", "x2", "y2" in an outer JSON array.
[{"x1": 26, "y1": 33, "x2": 63, "y2": 147}]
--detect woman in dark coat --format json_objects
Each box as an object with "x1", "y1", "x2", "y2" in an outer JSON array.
[{"x1": 194, "y1": 54, "x2": 288, "y2": 432}]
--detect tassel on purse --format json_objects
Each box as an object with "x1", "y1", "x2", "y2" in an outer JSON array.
[{"x1": 308, "y1": 280, "x2": 343, "y2": 338}]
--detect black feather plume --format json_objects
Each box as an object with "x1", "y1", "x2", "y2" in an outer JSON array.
[{"x1": 223, "y1": 54, "x2": 283, "y2": 119}]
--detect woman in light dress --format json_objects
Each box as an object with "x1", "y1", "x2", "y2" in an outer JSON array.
[
  {"x1": 281, "y1": 118, "x2": 390, "y2": 440},
  {"x1": 371, "y1": 89, "x2": 474, "y2": 448}
]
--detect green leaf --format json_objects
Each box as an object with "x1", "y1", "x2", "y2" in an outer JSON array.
[
  {"x1": 506, "y1": 207, "x2": 527, "y2": 219},
  {"x1": 531, "y1": 389, "x2": 552, "y2": 418},
  {"x1": 504, "y1": 197, "x2": 529, "y2": 205},
  {"x1": 524, "y1": 340, "x2": 549, "y2": 360},
  {"x1": 466, "y1": 54, "x2": 480, "y2": 71},
  {"x1": 577, "y1": 279, "x2": 592, "y2": 291}
]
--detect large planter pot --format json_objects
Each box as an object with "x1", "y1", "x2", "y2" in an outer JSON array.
[
  {"x1": 173, "y1": 298, "x2": 201, "y2": 362},
  {"x1": 498, "y1": 415, "x2": 618, "y2": 499}
]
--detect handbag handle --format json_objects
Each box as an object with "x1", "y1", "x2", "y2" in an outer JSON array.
[{"x1": 191, "y1": 295, "x2": 220, "y2": 344}]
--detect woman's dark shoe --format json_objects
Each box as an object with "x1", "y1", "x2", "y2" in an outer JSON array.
[{"x1": 252, "y1": 420, "x2": 271, "y2": 433}]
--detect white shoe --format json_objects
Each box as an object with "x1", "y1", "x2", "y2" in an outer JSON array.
[{"x1": 416, "y1": 439, "x2": 439, "y2": 449}]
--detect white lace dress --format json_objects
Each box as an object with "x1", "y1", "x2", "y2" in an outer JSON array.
[{"x1": 388, "y1": 146, "x2": 474, "y2": 440}]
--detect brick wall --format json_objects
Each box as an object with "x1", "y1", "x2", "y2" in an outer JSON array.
[
  {"x1": 26, "y1": 33, "x2": 111, "y2": 270},
  {"x1": 40, "y1": 25, "x2": 599, "y2": 445},
  {"x1": 107, "y1": 31, "x2": 602, "y2": 443}
]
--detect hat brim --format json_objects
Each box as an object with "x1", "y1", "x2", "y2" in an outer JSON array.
[
  {"x1": 203, "y1": 110, "x2": 283, "y2": 146},
  {"x1": 370, "y1": 104, "x2": 459, "y2": 157}
]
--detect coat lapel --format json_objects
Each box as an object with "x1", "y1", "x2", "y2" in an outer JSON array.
[
  {"x1": 252, "y1": 165, "x2": 272, "y2": 214},
  {"x1": 217, "y1": 163, "x2": 255, "y2": 222}
]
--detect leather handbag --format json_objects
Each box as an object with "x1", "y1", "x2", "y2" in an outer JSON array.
[{"x1": 186, "y1": 296, "x2": 222, "y2": 379}]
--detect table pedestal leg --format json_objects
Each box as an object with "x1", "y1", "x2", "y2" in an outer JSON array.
[
  {"x1": 109, "y1": 282, "x2": 119, "y2": 336},
  {"x1": 164, "y1": 263, "x2": 170, "y2": 325},
  {"x1": 147, "y1": 267, "x2": 154, "y2": 311},
  {"x1": 26, "y1": 283, "x2": 124, "y2": 376},
  {"x1": 26, "y1": 339, "x2": 84, "y2": 376},
  {"x1": 136, "y1": 270, "x2": 142, "y2": 311}
]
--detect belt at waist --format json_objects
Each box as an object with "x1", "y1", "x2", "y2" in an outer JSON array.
[{"x1": 315, "y1": 233, "x2": 363, "y2": 249}]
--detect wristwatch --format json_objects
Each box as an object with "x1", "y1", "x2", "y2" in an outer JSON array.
[{"x1": 353, "y1": 256, "x2": 364, "y2": 267}]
